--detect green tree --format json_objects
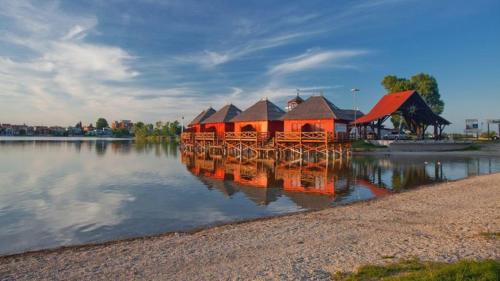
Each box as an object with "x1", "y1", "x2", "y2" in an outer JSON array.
[
  {"x1": 381, "y1": 73, "x2": 445, "y2": 128},
  {"x1": 410, "y1": 73, "x2": 444, "y2": 114},
  {"x1": 96, "y1": 118, "x2": 109, "y2": 129},
  {"x1": 132, "y1": 122, "x2": 148, "y2": 138}
]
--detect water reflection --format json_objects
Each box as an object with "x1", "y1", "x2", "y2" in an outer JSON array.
[
  {"x1": 0, "y1": 138, "x2": 498, "y2": 255},
  {"x1": 182, "y1": 152, "x2": 500, "y2": 206}
]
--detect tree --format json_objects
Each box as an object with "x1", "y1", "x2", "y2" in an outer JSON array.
[
  {"x1": 381, "y1": 73, "x2": 445, "y2": 128},
  {"x1": 96, "y1": 118, "x2": 109, "y2": 129},
  {"x1": 132, "y1": 122, "x2": 148, "y2": 138}
]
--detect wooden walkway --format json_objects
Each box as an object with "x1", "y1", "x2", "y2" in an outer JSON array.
[{"x1": 181, "y1": 132, "x2": 352, "y2": 162}]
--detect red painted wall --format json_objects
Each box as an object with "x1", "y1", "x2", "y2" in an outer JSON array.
[
  {"x1": 234, "y1": 120, "x2": 284, "y2": 136},
  {"x1": 203, "y1": 123, "x2": 235, "y2": 138},
  {"x1": 284, "y1": 119, "x2": 334, "y2": 133}
]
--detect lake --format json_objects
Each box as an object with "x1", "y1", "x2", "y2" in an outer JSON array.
[{"x1": 0, "y1": 138, "x2": 498, "y2": 255}]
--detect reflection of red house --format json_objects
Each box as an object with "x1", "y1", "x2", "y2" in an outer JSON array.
[
  {"x1": 187, "y1": 107, "x2": 216, "y2": 132},
  {"x1": 233, "y1": 164, "x2": 269, "y2": 188},
  {"x1": 356, "y1": 179, "x2": 392, "y2": 197},
  {"x1": 281, "y1": 95, "x2": 363, "y2": 137},
  {"x1": 280, "y1": 168, "x2": 335, "y2": 195},
  {"x1": 230, "y1": 99, "x2": 285, "y2": 137},
  {"x1": 201, "y1": 104, "x2": 241, "y2": 138}
]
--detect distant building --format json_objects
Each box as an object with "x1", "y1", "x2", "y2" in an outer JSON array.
[
  {"x1": 83, "y1": 124, "x2": 94, "y2": 133},
  {"x1": 0, "y1": 124, "x2": 13, "y2": 136},
  {"x1": 35, "y1": 126, "x2": 50, "y2": 136},
  {"x1": 87, "y1": 128, "x2": 113, "y2": 137},
  {"x1": 111, "y1": 120, "x2": 133, "y2": 130},
  {"x1": 49, "y1": 126, "x2": 66, "y2": 136},
  {"x1": 67, "y1": 126, "x2": 83, "y2": 136}
]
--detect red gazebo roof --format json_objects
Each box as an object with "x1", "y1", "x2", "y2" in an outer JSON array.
[
  {"x1": 353, "y1": 90, "x2": 450, "y2": 125},
  {"x1": 354, "y1": 90, "x2": 415, "y2": 124}
]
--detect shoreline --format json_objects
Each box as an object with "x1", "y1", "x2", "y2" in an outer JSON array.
[
  {"x1": 0, "y1": 172, "x2": 494, "y2": 259},
  {"x1": 1, "y1": 173, "x2": 499, "y2": 280}
]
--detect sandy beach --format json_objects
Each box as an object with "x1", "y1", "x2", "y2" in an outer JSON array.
[{"x1": 1, "y1": 173, "x2": 499, "y2": 280}]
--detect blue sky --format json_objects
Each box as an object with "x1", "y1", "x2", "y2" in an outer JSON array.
[{"x1": 0, "y1": 0, "x2": 499, "y2": 131}]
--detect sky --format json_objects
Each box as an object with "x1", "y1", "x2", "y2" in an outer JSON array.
[{"x1": 0, "y1": 0, "x2": 499, "y2": 132}]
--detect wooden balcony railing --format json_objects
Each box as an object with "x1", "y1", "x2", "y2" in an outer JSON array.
[
  {"x1": 275, "y1": 132, "x2": 351, "y2": 143},
  {"x1": 224, "y1": 132, "x2": 270, "y2": 141},
  {"x1": 194, "y1": 132, "x2": 215, "y2": 141},
  {"x1": 181, "y1": 132, "x2": 193, "y2": 141}
]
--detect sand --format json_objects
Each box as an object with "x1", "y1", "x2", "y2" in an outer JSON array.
[{"x1": 1, "y1": 173, "x2": 499, "y2": 281}]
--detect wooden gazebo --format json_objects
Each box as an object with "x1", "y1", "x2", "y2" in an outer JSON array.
[{"x1": 352, "y1": 90, "x2": 450, "y2": 139}]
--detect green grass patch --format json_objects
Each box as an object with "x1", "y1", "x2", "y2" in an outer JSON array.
[
  {"x1": 480, "y1": 232, "x2": 500, "y2": 240},
  {"x1": 333, "y1": 259, "x2": 500, "y2": 281},
  {"x1": 352, "y1": 140, "x2": 387, "y2": 151},
  {"x1": 461, "y1": 144, "x2": 482, "y2": 151}
]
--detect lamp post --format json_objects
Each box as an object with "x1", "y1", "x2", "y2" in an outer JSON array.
[
  {"x1": 351, "y1": 88, "x2": 360, "y2": 139},
  {"x1": 181, "y1": 116, "x2": 184, "y2": 134}
]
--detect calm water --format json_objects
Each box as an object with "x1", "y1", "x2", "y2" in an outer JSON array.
[{"x1": 0, "y1": 138, "x2": 499, "y2": 255}]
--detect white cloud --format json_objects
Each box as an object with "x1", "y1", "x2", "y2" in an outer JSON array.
[
  {"x1": 184, "y1": 30, "x2": 321, "y2": 69},
  {"x1": 268, "y1": 49, "x2": 369, "y2": 76}
]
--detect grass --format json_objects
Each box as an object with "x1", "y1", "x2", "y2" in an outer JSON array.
[
  {"x1": 461, "y1": 144, "x2": 482, "y2": 151},
  {"x1": 352, "y1": 140, "x2": 387, "y2": 151},
  {"x1": 333, "y1": 259, "x2": 500, "y2": 281},
  {"x1": 479, "y1": 232, "x2": 500, "y2": 240}
]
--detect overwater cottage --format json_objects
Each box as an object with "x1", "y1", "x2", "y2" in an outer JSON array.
[
  {"x1": 229, "y1": 98, "x2": 285, "y2": 137},
  {"x1": 281, "y1": 95, "x2": 363, "y2": 139},
  {"x1": 187, "y1": 107, "x2": 216, "y2": 133},
  {"x1": 201, "y1": 104, "x2": 242, "y2": 138}
]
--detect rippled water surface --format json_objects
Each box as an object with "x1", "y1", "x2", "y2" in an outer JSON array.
[{"x1": 0, "y1": 138, "x2": 498, "y2": 255}]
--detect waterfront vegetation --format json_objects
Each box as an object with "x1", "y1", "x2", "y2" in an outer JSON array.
[
  {"x1": 333, "y1": 259, "x2": 500, "y2": 281},
  {"x1": 351, "y1": 140, "x2": 387, "y2": 151},
  {"x1": 132, "y1": 121, "x2": 182, "y2": 141}
]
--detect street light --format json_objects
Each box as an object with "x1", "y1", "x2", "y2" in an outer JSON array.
[
  {"x1": 351, "y1": 88, "x2": 360, "y2": 139},
  {"x1": 181, "y1": 116, "x2": 184, "y2": 134}
]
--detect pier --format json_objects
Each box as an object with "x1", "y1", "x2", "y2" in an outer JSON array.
[{"x1": 180, "y1": 131, "x2": 352, "y2": 162}]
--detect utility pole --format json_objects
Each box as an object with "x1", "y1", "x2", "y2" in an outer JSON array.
[{"x1": 351, "y1": 88, "x2": 360, "y2": 139}]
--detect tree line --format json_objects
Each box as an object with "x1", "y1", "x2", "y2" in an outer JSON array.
[
  {"x1": 91, "y1": 118, "x2": 183, "y2": 139},
  {"x1": 132, "y1": 121, "x2": 182, "y2": 139}
]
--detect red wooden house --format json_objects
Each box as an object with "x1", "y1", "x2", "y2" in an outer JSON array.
[
  {"x1": 200, "y1": 104, "x2": 241, "y2": 138},
  {"x1": 281, "y1": 95, "x2": 363, "y2": 137},
  {"x1": 187, "y1": 107, "x2": 216, "y2": 132},
  {"x1": 229, "y1": 98, "x2": 285, "y2": 136}
]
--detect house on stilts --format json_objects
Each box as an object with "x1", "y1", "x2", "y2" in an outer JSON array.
[
  {"x1": 182, "y1": 107, "x2": 217, "y2": 145},
  {"x1": 201, "y1": 104, "x2": 242, "y2": 140},
  {"x1": 275, "y1": 95, "x2": 363, "y2": 161}
]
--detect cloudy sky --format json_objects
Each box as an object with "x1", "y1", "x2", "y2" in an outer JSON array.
[{"x1": 0, "y1": 0, "x2": 499, "y2": 131}]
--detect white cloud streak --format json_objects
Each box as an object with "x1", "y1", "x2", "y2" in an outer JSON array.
[{"x1": 268, "y1": 50, "x2": 369, "y2": 76}]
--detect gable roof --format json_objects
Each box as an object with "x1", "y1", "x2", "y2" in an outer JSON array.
[
  {"x1": 202, "y1": 104, "x2": 242, "y2": 124},
  {"x1": 282, "y1": 95, "x2": 363, "y2": 121},
  {"x1": 188, "y1": 107, "x2": 216, "y2": 126},
  {"x1": 230, "y1": 99, "x2": 285, "y2": 122},
  {"x1": 353, "y1": 90, "x2": 450, "y2": 125}
]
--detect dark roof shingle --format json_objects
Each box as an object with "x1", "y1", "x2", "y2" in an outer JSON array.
[
  {"x1": 202, "y1": 104, "x2": 242, "y2": 124},
  {"x1": 282, "y1": 95, "x2": 363, "y2": 121},
  {"x1": 230, "y1": 99, "x2": 285, "y2": 122},
  {"x1": 188, "y1": 107, "x2": 216, "y2": 126}
]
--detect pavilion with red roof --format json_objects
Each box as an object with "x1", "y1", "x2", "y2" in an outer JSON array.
[{"x1": 352, "y1": 90, "x2": 450, "y2": 139}]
